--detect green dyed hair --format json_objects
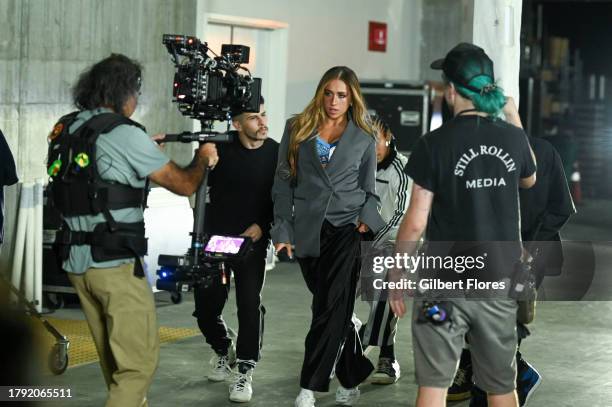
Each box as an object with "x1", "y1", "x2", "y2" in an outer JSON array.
[{"x1": 445, "y1": 60, "x2": 506, "y2": 116}]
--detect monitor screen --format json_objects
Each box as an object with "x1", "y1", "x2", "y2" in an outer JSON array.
[{"x1": 204, "y1": 235, "x2": 245, "y2": 255}]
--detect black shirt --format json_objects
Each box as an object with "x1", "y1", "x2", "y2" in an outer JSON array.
[
  {"x1": 0, "y1": 130, "x2": 18, "y2": 244},
  {"x1": 520, "y1": 135, "x2": 575, "y2": 242},
  {"x1": 406, "y1": 115, "x2": 536, "y2": 242},
  {"x1": 520, "y1": 136, "x2": 575, "y2": 277},
  {"x1": 204, "y1": 136, "x2": 279, "y2": 250}
]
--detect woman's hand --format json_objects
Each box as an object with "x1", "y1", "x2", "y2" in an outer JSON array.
[
  {"x1": 357, "y1": 222, "x2": 370, "y2": 233},
  {"x1": 274, "y1": 243, "x2": 293, "y2": 259}
]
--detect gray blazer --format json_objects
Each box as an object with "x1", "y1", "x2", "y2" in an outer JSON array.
[{"x1": 271, "y1": 117, "x2": 385, "y2": 258}]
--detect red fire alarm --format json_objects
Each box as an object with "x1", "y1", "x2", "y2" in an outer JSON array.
[{"x1": 368, "y1": 21, "x2": 387, "y2": 52}]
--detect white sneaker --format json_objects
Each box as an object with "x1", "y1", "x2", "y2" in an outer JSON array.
[
  {"x1": 208, "y1": 344, "x2": 236, "y2": 382},
  {"x1": 335, "y1": 385, "x2": 360, "y2": 406},
  {"x1": 229, "y1": 368, "x2": 253, "y2": 402},
  {"x1": 295, "y1": 389, "x2": 316, "y2": 407}
]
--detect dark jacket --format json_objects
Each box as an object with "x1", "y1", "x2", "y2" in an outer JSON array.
[
  {"x1": 520, "y1": 135, "x2": 576, "y2": 276},
  {"x1": 0, "y1": 130, "x2": 18, "y2": 244}
]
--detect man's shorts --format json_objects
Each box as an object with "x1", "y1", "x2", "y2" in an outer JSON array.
[{"x1": 411, "y1": 298, "x2": 518, "y2": 394}]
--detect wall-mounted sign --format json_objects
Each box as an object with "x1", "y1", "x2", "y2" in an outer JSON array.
[{"x1": 368, "y1": 21, "x2": 387, "y2": 52}]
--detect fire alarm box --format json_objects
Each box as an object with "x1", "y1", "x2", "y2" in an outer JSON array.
[{"x1": 368, "y1": 21, "x2": 387, "y2": 52}]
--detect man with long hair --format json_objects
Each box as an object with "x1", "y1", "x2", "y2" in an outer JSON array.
[
  {"x1": 272, "y1": 66, "x2": 385, "y2": 407},
  {"x1": 48, "y1": 54, "x2": 217, "y2": 407},
  {"x1": 390, "y1": 43, "x2": 537, "y2": 407}
]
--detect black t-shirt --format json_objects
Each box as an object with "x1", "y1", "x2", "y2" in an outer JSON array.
[
  {"x1": 520, "y1": 135, "x2": 575, "y2": 241},
  {"x1": 0, "y1": 130, "x2": 18, "y2": 244},
  {"x1": 204, "y1": 137, "x2": 279, "y2": 250},
  {"x1": 406, "y1": 115, "x2": 536, "y2": 242},
  {"x1": 519, "y1": 136, "x2": 575, "y2": 276}
]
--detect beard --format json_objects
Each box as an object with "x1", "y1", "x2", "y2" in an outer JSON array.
[{"x1": 244, "y1": 127, "x2": 268, "y2": 141}]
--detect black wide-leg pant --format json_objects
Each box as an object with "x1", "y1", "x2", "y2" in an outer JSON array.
[{"x1": 297, "y1": 220, "x2": 374, "y2": 392}]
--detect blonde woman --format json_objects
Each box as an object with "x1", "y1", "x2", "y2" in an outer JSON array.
[{"x1": 271, "y1": 66, "x2": 385, "y2": 407}]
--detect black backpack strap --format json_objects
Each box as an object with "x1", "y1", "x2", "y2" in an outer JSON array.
[
  {"x1": 77, "y1": 112, "x2": 146, "y2": 136},
  {"x1": 56, "y1": 221, "x2": 148, "y2": 277},
  {"x1": 79, "y1": 113, "x2": 147, "y2": 227}
]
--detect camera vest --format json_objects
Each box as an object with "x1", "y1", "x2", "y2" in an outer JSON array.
[{"x1": 47, "y1": 111, "x2": 149, "y2": 276}]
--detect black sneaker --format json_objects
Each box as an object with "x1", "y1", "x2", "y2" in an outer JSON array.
[
  {"x1": 447, "y1": 352, "x2": 473, "y2": 401},
  {"x1": 516, "y1": 358, "x2": 542, "y2": 406},
  {"x1": 469, "y1": 385, "x2": 487, "y2": 407},
  {"x1": 371, "y1": 357, "x2": 400, "y2": 384}
]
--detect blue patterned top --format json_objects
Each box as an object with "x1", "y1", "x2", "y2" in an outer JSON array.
[{"x1": 316, "y1": 135, "x2": 339, "y2": 166}]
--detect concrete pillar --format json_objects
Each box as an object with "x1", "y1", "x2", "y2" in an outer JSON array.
[
  {"x1": 420, "y1": 0, "x2": 522, "y2": 103},
  {"x1": 470, "y1": 0, "x2": 523, "y2": 102}
]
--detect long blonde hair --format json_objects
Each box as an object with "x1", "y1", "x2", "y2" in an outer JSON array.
[{"x1": 288, "y1": 66, "x2": 373, "y2": 178}]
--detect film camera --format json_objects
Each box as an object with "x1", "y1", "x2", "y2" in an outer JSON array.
[
  {"x1": 156, "y1": 34, "x2": 262, "y2": 303},
  {"x1": 162, "y1": 34, "x2": 262, "y2": 121}
]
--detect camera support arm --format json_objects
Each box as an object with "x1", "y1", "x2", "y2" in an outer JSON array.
[
  {"x1": 156, "y1": 127, "x2": 236, "y2": 267},
  {"x1": 162, "y1": 130, "x2": 237, "y2": 143}
]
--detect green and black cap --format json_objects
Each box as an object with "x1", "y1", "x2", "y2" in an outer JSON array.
[{"x1": 431, "y1": 43, "x2": 495, "y2": 93}]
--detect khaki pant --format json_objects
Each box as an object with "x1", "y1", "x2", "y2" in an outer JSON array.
[{"x1": 68, "y1": 263, "x2": 159, "y2": 407}]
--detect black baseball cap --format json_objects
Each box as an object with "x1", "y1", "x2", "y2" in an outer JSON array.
[
  {"x1": 430, "y1": 43, "x2": 495, "y2": 93},
  {"x1": 231, "y1": 95, "x2": 265, "y2": 119}
]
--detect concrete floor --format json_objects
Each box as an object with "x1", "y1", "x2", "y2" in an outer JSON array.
[{"x1": 42, "y1": 199, "x2": 612, "y2": 407}]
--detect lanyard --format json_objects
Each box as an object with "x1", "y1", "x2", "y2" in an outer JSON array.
[{"x1": 455, "y1": 108, "x2": 479, "y2": 117}]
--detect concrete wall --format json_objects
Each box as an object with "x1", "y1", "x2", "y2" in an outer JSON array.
[
  {"x1": 0, "y1": 0, "x2": 198, "y2": 272},
  {"x1": 205, "y1": 0, "x2": 423, "y2": 117},
  {"x1": 0, "y1": 0, "x2": 199, "y2": 184},
  {"x1": 420, "y1": 0, "x2": 474, "y2": 82}
]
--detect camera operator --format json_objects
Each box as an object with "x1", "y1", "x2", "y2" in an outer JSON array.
[
  {"x1": 389, "y1": 43, "x2": 537, "y2": 407},
  {"x1": 192, "y1": 97, "x2": 278, "y2": 403},
  {"x1": 47, "y1": 54, "x2": 217, "y2": 407}
]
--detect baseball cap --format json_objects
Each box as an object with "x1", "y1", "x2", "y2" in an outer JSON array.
[
  {"x1": 430, "y1": 43, "x2": 495, "y2": 93},
  {"x1": 231, "y1": 95, "x2": 265, "y2": 119}
]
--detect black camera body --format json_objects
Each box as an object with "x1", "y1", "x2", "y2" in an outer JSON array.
[
  {"x1": 163, "y1": 34, "x2": 262, "y2": 121},
  {"x1": 156, "y1": 253, "x2": 233, "y2": 294}
]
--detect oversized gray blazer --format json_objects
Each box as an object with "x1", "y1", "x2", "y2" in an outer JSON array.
[{"x1": 270, "y1": 117, "x2": 385, "y2": 258}]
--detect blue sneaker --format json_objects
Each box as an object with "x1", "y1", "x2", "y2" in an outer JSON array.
[
  {"x1": 516, "y1": 358, "x2": 542, "y2": 406},
  {"x1": 469, "y1": 360, "x2": 542, "y2": 406}
]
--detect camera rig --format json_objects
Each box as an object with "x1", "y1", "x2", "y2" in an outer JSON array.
[
  {"x1": 162, "y1": 34, "x2": 262, "y2": 122},
  {"x1": 155, "y1": 34, "x2": 261, "y2": 303}
]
